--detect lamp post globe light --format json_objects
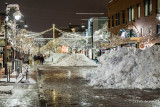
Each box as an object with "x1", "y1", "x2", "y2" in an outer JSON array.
[{"x1": 13, "y1": 11, "x2": 22, "y2": 20}]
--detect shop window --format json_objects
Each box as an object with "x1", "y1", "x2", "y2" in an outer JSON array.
[
  {"x1": 116, "y1": 12, "x2": 120, "y2": 26},
  {"x1": 122, "y1": 10, "x2": 125, "y2": 24},
  {"x1": 128, "y1": 7, "x2": 134, "y2": 21},
  {"x1": 112, "y1": 15, "x2": 114, "y2": 27},
  {"x1": 137, "y1": 4, "x2": 141, "y2": 18},
  {"x1": 157, "y1": 24, "x2": 160, "y2": 34}
]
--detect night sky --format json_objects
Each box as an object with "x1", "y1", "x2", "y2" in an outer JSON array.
[{"x1": 0, "y1": 0, "x2": 110, "y2": 35}]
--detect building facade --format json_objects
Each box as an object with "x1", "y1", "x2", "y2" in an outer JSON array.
[
  {"x1": 108, "y1": 0, "x2": 160, "y2": 38},
  {"x1": 0, "y1": 13, "x2": 5, "y2": 35}
]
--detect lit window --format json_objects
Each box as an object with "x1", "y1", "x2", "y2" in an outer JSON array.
[
  {"x1": 132, "y1": 7, "x2": 134, "y2": 21},
  {"x1": 129, "y1": 7, "x2": 134, "y2": 21},
  {"x1": 144, "y1": 0, "x2": 152, "y2": 16},
  {"x1": 157, "y1": 24, "x2": 160, "y2": 34},
  {"x1": 137, "y1": 4, "x2": 141, "y2": 18},
  {"x1": 149, "y1": 0, "x2": 152, "y2": 15},
  {"x1": 145, "y1": 1, "x2": 148, "y2": 16},
  {"x1": 129, "y1": 8, "x2": 132, "y2": 21}
]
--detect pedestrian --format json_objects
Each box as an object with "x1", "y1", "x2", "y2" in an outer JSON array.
[
  {"x1": 24, "y1": 54, "x2": 29, "y2": 64},
  {"x1": 9, "y1": 54, "x2": 12, "y2": 62},
  {"x1": 37, "y1": 55, "x2": 40, "y2": 64},
  {"x1": 42, "y1": 55, "x2": 44, "y2": 65},
  {"x1": 33, "y1": 55, "x2": 37, "y2": 65},
  {"x1": 40, "y1": 55, "x2": 44, "y2": 65},
  {"x1": 29, "y1": 54, "x2": 33, "y2": 65}
]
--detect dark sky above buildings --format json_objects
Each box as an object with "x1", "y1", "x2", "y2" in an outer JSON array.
[{"x1": 0, "y1": 0, "x2": 110, "y2": 34}]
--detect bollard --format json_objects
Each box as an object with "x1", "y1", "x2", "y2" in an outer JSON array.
[
  {"x1": 16, "y1": 67, "x2": 19, "y2": 79},
  {"x1": 26, "y1": 67, "x2": 28, "y2": 80},
  {"x1": 9, "y1": 69, "x2": 10, "y2": 82}
]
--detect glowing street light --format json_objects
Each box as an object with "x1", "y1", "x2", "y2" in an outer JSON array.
[{"x1": 13, "y1": 11, "x2": 22, "y2": 20}]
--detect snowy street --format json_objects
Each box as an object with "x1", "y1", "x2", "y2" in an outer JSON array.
[
  {"x1": 0, "y1": 0, "x2": 160, "y2": 106},
  {"x1": 37, "y1": 65, "x2": 160, "y2": 107}
]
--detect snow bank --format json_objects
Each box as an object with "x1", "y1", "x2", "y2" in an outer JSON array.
[
  {"x1": 55, "y1": 53, "x2": 97, "y2": 66},
  {"x1": 45, "y1": 53, "x2": 69, "y2": 64},
  {"x1": 93, "y1": 22, "x2": 108, "y2": 42},
  {"x1": 0, "y1": 86, "x2": 13, "y2": 92},
  {"x1": 84, "y1": 45, "x2": 160, "y2": 89}
]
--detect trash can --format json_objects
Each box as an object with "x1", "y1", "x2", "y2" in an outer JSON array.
[{"x1": 93, "y1": 59, "x2": 98, "y2": 64}]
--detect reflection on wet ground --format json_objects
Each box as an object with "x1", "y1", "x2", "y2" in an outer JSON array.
[{"x1": 37, "y1": 66, "x2": 160, "y2": 107}]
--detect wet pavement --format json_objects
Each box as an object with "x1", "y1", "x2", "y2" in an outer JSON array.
[{"x1": 37, "y1": 66, "x2": 160, "y2": 107}]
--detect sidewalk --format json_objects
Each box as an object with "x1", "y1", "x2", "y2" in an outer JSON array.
[{"x1": 0, "y1": 64, "x2": 40, "y2": 107}]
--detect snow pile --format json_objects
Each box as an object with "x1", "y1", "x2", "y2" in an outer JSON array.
[
  {"x1": 55, "y1": 53, "x2": 97, "y2": 66},
  {"x1": 45, "y1": 53, "x2": 69, "y2": 64},
  {"x1": 93, "y1": 22, "x2": 108, "y2": 42},
  {"x1": 84, "y1": 45, "x2": 160, "y2": 89},
  {"x1": 0, "y1": 86, "x2": 13, "y2": 93}
]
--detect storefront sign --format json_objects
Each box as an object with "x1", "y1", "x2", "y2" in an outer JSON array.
[
  {"x1": 0, "y1": 39, "x2": 5, "y2": 47},
  {"x1": 62, "y1": 45, "x2": 68, "y2": 53}
]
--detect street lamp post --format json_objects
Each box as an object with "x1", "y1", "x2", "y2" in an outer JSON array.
[
  {"x1": 91, "y1": 22, "x2": 94, "y2": 60},
  {"x1": 4, "y1": 3, "x2": 8, "y2": 81},
  {"x1": 4, "y1": 3, "x2": 23, "y2": 81}
]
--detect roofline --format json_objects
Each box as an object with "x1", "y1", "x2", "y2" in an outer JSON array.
[
  {"x1": 108, "y1": 0, "x2": 118, "y2": 6},
  {"x1": 0, "y1": 13, "x2": 5, "y2": 16}
]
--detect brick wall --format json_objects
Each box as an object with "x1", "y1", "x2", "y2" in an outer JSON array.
[{"x1": 108, "y1": 0, "x2": 160, "y2": 37}]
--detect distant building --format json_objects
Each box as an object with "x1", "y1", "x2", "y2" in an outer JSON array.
[
  {"x1": 107, "y1": 0, "x2": 160, "y2": 37},
  {"x1": 87, "y1": 17, "x2": 107, "y2": 59},
  {"x1": 69, "y1": 24, "x2": 86, "y2": 32},
  {"x1": 87, "y1": 17, "x2": 107, "y2": 36}
]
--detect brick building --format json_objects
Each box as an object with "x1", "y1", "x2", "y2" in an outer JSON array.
[{"x1": 108, "y1": 0, "x2": 160, "y2": 37}]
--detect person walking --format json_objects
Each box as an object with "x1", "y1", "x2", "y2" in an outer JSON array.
[
  {"x1": 29, "y1": 54, "x2": 33, "y2": 65},
  {"x1": 40, "y1": 55, "x2": 44, "y2": 65},
  {"x1": 33, "y1": 55, "x2": 37, "y2": 65},
  {"x1": 42, "y1": 55, "x2": 44, "y2": 65}
]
